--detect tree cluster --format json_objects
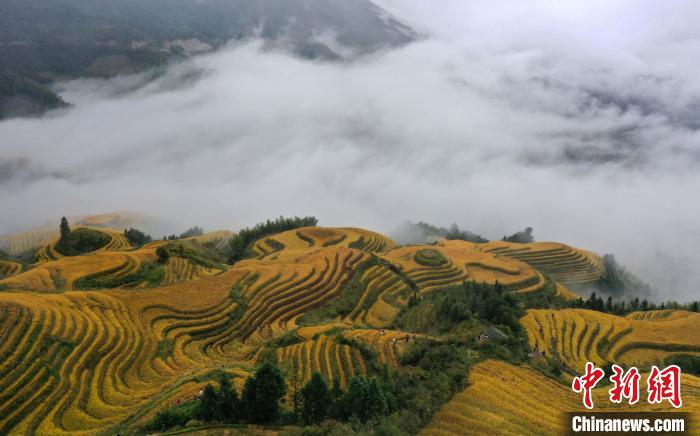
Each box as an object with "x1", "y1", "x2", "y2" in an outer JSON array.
[
  {"x1": 502, "y1": 226, "x2": 534, "y2": 243},
  {"x1": 596, "y1": 253, "x2": 653, "y2": 298},
  {"x1": 397, "y1": 280, "x2": 527, "y2": 335},
  {"x1": 297, "y1": 372, "x2": 389, "y2": 425},
  {"x1": 123, "y1": 227, "x2": 151, "y2": 246},
  {"x1": 396, "y1": 221, "x2": 488, "y2": 244},
  {"x1": 55, "y1": 218, "x2": 111, "y2": 256},
  {"x1": 145, "y1": 362, "x2": 286, "y2": 432},
  {"x1": 569, "y1": 292, "x2": 700, "y2": 315},
  {"x1": 179, "y1": 226, "x2": 205, "y2": 238}
]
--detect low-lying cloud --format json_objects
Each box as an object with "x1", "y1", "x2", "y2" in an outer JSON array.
[{"x1": 1, "y1": 0, "x2": 699, "y2": 301}]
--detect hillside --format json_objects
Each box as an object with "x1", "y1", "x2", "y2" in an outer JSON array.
[
  {"x1": 0, "y1": 211, "x2": 147, "y2": 257},
  {"x1": 0, "y1": 224, "x2": 697, "y2": 435},
  {"x1": 0, "y1": 0, "x2": 414, "y2": 119},
  {"x1": 423, "y1": 360, "x2": 700, "y2": 435}
]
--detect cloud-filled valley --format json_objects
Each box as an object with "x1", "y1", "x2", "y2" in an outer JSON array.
[{"x1": 1, "y1": 0, "x2": 699, "y2": 301}]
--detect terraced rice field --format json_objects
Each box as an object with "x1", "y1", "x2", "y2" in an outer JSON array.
[
  {"x1": 0, "y1": 260, "x2": 23, "y2": 279},
  {"x1": 162, "y1": 256, "x2": 220, "y2": 285},
  {"x1": 33, "y1": 229, "x2": 131, "y2": 266},
  {"x1": 521, "y1": 309, "x2": 700, "y2": 371},
  {"x1": 185, "y1": 230, "x2": 233, "y2": 251},
  {"x1": 0, "y1": 240, "x2": 381, "y2": 434},
  {"x1": 479, "y1": 241, "x2": 603, "y2": 290},
  {"x1": 383, "y1": 241, "x2": 544, "y2": 294},
  {"x1": 344, "y1": 264, "x2": 410, "y2": 328},
  {"x1": 275, "y1": 334, "x2": 367, "y2": 388},
  {"x1": 0, "y1": 249, "x2": 157, "y2": 292},
  {"x1": 422, "y1": 360, "x2": 700, "y2": 436},
  {"x1": 252, "y1": 227, "x2": 397, "y2": 260},
  {"x1": 0, "y1": 266, "x2": 256, "y2": 435},
  {"x1": 0, "y1": 228, "x2": 59, "y2": 257},
  {"x1": 0, "y1": 212, "x2": 144, "y2": 257},
  {"x1": 98, "y1": 232, "x2": 132, "y2": 252},
  {"x1": 344, "y1": 329, "x2": 413, "y2": 368},
  {"x1": 74, "y1": 211, "x2": 146, "y2": 230},
  {"x1": 1, "y1": 224, "x2": 693, "y2": 435},
  {"x1": 229, "y1": 247, "x2": 368, "y2": 345},
  {"x1": 34, "y1": 241, "x2": 65, "y2": 263}
]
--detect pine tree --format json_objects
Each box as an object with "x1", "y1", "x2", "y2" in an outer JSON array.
[
  {"x1": 344, "y1": 376, "x2": 368, "y2": 421},
  {"x1": 289, "y1": 360, "x2": 301, "y2": 423},
  {"x1": 365, "y1": 378, "x2": 388, "y2": 420},
  {"x1": 245, "y1": 363, "x2": 286, "y2": 423},
  {"x1": 301, "y1": 372, "x2": 331, "y2": 424},
  {"x1": 242, "y1": 376, "x2": 256, "y2": 421},
  {"x1": 330, "y1": 377, "x2": 343, "y2": 420},
  {"x1": 605, "y1": 296, "x2": 613, "y2": 313},
  {"x1": 198, "y1": 384, "x2": 218, "y2": 422},
  {"x1": 59, "y1": 216, "x2": 71, "y2": 241},
  {"x1": 217, "y1": 375, "x2": 239, "y2": 423}
]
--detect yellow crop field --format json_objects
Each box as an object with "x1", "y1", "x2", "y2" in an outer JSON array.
[
  {"x1": 0, "y1": 224, "x2": 695, "y2": 435},
  {"x1": 0, "y1": 260, "x2": 23, "y2": 279},
  {"x1": 252, "y1": 227, "x2": 397, "y2": 260},
  {"x1": 521, "y1": 309, "x2": 700, "y2": 371},
  {"x1": 185, "y1": 230, "x2": 233, "y2": 251},
  {"x1": 0, "y1": 228, "x2": 59, "y2": 257},
  {"x1": 162, "y1": 256, "x2": 221, "y2": 285},
  {"x1": 625, "y1": 309, "x2": 695, "y2": 321},
  {"x1": 97, "y1": 231, "x2": 132, "y2": 251},
  {"x1": 274, "y1": 333, "x2": 366, "y2": 389},
  {"x1": 477, "y1": 241, "x2": 603, "y2": 291},
  {"x1": 344, "y1": 329, "x2": 417, "y2": 368},
  {"x1": 383, "y1": 241, "x2": 544, "y2": 294},
  {"x1": 0, "y1": 265, "x2": 257, "y2": 435},
  {"x1": 0, "y1": 248, "x2": 157, "y2": 292},
  {"x1": 0, "y1": 238, "x2": 376, "y2": 434},
  {"x1": 344, "y1": 264, "x2": 410, "y2": 328},
  {"x1": 422, "y1": 360, "x2": 700, "y2": 436},
  {"x1": 73, "y1": 211, "x2": 146, "y2": 230},
  {"x1": 0, "y1": 212, "x2": 145, "y2": 257}
]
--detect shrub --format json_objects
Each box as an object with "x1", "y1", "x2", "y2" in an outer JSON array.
[
  {"x1": 144, "y1": 401, "x2": 198, "y2": 432},
  {"x1": 159, "y1": 240, "x2": 226, "y2": 269},
  {"x1": 55, "y1": 228, "x2": 111, "y2": 256},
  {"x1": 413, "y1": 249, "x2": 447, "y2": 267},
  {"x1": 123, "y1": 227, "x2": 151, "y2": 246},
  {"x1": 156, "y1": 246, "x2": 169, "y2": 262},
  {"x1": 74, "y1": 262, "x2": 164, "y2": 289}
]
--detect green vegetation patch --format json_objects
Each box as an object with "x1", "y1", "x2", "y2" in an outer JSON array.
[
  {"x1": 74, "y1": 262, "x2": 164, "y2": 289},
  {"x1": 55, "y1": 228, "x2": 111, "y2": 256},
  {"x1": 160, "y1": 240, "x2": 227, "y2": 269},
  {"x1": 265, "y1": 238, "x2": 285, "y2": 252},
  {"x1": 297, "y1": 256, "x2": 380, "y2": 325},
  {"x1": 664, "y1": 354, "x2": 700, "y2": 376},
  {"x1": 156, "y1": 339, "x2": 175, "y2": 360},
  {"x1": 413, "y1": 249, "x2": 448, "y2": 267},
  {"x1": 348, "y1": 236, "x2": 366, "y2": 249},
  {"x1": 322, "y1": 234, "x2": 347, "y2": 247},
  {"x1": 296, "y1": 230, "x2": 315, "y2": 247}
]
